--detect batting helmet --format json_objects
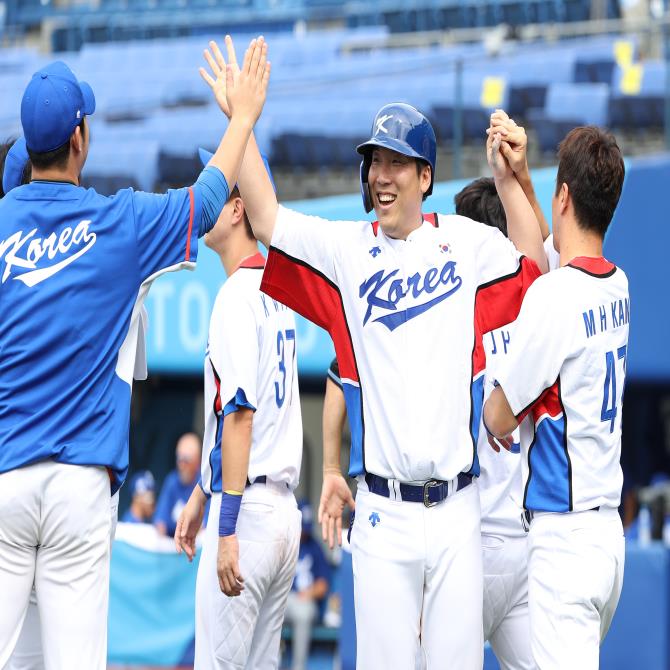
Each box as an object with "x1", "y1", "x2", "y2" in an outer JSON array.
[{"x1": 356, "y1": 102, "x2": 437, "y2": 214}]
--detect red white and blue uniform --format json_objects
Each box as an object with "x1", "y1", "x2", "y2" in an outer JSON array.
[
  {"x1": 260, "y1": 205, "x2": 540, "y2": 669},
  {"x1": 495, "y1": 256, "x2": 628, "y2": 669},
  {"x1": 196, "y1": 252, "x2": 302, "y2": 670}
]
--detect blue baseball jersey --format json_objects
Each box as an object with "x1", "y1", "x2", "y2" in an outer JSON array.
[
  {"x1": 0, "y1": 180, "x2": 202, "y2": 493},
  {"x1": 153, "y1": 470, "x2": 202, "y2": 537}
]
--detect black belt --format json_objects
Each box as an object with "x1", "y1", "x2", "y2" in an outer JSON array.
[
  {"x1": 364, "y1": 472, "x2": 473, "y2": 508},
  {"x1": 246, "y1": 476, "x2": 289, "y2": 489},
  {"x1": 522, "y1": 506, "x2": 601, "y2": 531}
]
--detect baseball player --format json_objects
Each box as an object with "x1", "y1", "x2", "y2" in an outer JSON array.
[
  {"x1": 174, "y1": 144, "x2": 302, "y2": 670},
  {"x1": 0, "y1": 37, "x2": 270, "y2": 670},
  {"x1": 484, "y1": 125, "x2": 627, "y2": 669},
  {"x1": 207, "y1": 37, "x2": 547, "y2": 667},
  {"x1": 454, "y1": 175, "x2": 533, "y2": 670}
]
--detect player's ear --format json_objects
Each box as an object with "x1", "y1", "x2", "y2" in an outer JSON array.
[
  {"x1": 419, "y1": 163, "x2": 431, "y2": 195},
  {"x1": 559, "y1": 182, "x2": 570, "y2": 215},
  {"x1": 231, "y1": 196, "x2": 245, "y2": 226}
]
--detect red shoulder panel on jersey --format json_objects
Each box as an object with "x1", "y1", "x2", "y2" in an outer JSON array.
[
  {"x1": 237, "y1": 252, "x2": 266, "y2": 271},
  {"x1": 568, "y1": 256, "x2": 616, "y2": 277},
  {"x1": 261, "y1": 248, "x2": 359, "y2": 384},
  {"x1": 517, "y1": 379, "x2": 563, "y2": 424},
  {"x1": 471, "y1": 256, "x2": 541, "y2": 378}
]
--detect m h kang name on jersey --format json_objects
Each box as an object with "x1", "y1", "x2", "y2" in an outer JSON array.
[
  {"x1": 0, "y1": 219, "x2": 96, "y2": 287},
  {"x1": 359, "y1": 259, "x2": 463, "y2": 331},
  {"x1": 582, "y1": 298, "x2": 630, "y2": 338}
]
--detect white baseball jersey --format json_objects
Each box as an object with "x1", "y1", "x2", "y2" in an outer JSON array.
[
  {"x1": 544, "y1": 234, "x2": 560, "y2": 271},
  {"x1": 478, "y1": 323, "x2": 525, "y2": 538},
  {"x1": 496, "y1": 256, "x2": 629, "y2": 512},
  {"x1": 261, "y1": 206, "x2": 540, "y2": 483},
  {"x1": 201, "y1": 252, "x2": 302, "y2": 495}
]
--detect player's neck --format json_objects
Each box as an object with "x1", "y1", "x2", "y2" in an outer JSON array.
[
  {"x1": 31, "y1": 157, "x2": 81, "y2": 186},
  {"x1": 220, "y1": 237, "x2": 260, "y2": 276},
  {"x1": 559, "y1": 219, "x2": 604, "y2": 267}
]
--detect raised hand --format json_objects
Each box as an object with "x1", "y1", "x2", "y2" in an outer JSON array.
[
  {"x1": 318, "y1": 472, "x2": 355, "y2": 549},
  {"x1": 200, "y1": 35, "x2": 244, "y2": 119},
  {"x1": 487, "y1": 109, "x2": 528, "y2": 175},
  {"x1": 225, "y1": 36, "x2": 271, "y2": 126},
  {"x1": 487, "y1": 128, "x2": 513, "y2": 181}
]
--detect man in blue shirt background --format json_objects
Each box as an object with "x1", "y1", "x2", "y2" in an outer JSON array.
[
  {"x1": 122, "y1": 471, "x2": 156, "y2": 524},
  {"x1": 155, "y1": 432, "x2": 204, "y2": 537},
  {"x1": 0, "y1": 37, "x2": 271, "y2": 669}
]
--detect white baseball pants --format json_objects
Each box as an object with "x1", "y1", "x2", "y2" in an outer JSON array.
[
  {"x1": 0, "y1": 461, "x2": 111, "y2": 670},
  {"x1": 195, "y1": 483, "x2": 301, "y2": 670},
  {"x1": 482, "y1": 533, "x2": 533, "y2": 670},
  {"x1": 351, "y1": 478, "x2": 483, "y2": 670},
  {"x1": 528, "y1": 507, "x2": 625, "y2": 670},
  {"x1": 6, "y1": 491, "x2": 119, "y2": 670}
]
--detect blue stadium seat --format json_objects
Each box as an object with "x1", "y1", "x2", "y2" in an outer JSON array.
[
  {"x1": 530, "y1": 81, "x2": 610, "y2": 152},
  {"x1": 609, "y1": 60, "x2": 665, "y2": 130}
]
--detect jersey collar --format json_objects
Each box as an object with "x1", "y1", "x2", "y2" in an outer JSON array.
[
  {"x1": 371, "y1": 212, "x2": 438, "y2": 238},
  {"x1": 567, "y1": 256, "x2": 616, "y2": 277},
  {"x1": 234, "y1": 251, "x2": 266, "y2": 273}
]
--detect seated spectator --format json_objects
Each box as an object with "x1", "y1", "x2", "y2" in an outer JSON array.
[
  {"x1": 122, "y1": 471, "x2": 156, "y2": 524},
  {"x1": 283, "y1": 501, "x2": 330, "y2": 670},
  {"x1": 155, "y1": 432, "x2": 202, "y2": 537}
]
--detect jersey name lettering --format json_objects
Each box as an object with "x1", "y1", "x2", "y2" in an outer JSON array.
[
  {"x1": 359, "y1": 259, "x2": 463, "y2": 331},
  {"x1": 0, "y1": 219, "x2": 96, "y2": 287},
  {"x1": 582, "y1": 298, "x2": 630, "y2": 338}
]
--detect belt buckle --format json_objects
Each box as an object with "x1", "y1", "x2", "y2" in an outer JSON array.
[{"x1": 423, "y1": 480, "x2": 441, "y2": 508}]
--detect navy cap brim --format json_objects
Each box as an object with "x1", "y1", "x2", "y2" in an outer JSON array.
[{"x1": 79, "y1": 81, "x2": 96, "y2": 116}]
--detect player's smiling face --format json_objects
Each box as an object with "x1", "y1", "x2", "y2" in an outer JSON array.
[{"x1": 368, "y1": 148, "x2": 431, "y2": 239}]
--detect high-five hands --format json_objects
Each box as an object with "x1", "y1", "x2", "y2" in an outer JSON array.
[{"x1": 200, "y1": 35, "x2": 270, "y2": 125}]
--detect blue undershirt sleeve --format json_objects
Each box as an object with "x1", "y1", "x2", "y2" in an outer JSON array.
[{"x1": 196, "y1": 166, "x2": 230, "y2": 237}]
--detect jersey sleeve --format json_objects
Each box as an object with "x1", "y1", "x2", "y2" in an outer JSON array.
[
  {"x1": 209, "y1": 288, "x2": 259, "y2": 416},
  {"x1": 474, "y1": 227, "x2": 542, "y2": 334},
  {"x1": 261, "y1": 206, "x2": 354, "y2": 334},
  {"x1": 132, "y1": 185, "x2": 202, "y2": 282},
  {"x1": 494, "y1": 277, "x2": 572, "y2": 419}
]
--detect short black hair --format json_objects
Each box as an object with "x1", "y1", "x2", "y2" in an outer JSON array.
[
  {"x1": 454, "y1": 177, "x2": 507, "y2": 237},
  {"x1": 27, "y1": 118, "x2": 86, "y2": 172},
  {"x1": 0, "y1": 138, "x2": 31, "y2": 198},
  {"x1": 555, "y1": 126, "x2": 624, "y2": 238}
]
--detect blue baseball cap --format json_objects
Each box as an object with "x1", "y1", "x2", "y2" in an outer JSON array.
[
  {"x1": 21, "y1": 61, "x2": 96, "y2": 154},
  {"x1": 198, "y1": 147, "x2": 276, "y2": 192},
  {"x1": 2, "y1": 137, "x2": 29, "y2": 194},
  {"x1": 129, "y1": 470, "x2": 156, "y2": 497}
]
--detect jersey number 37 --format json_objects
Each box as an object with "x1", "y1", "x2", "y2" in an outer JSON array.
[{"x1": 275, "y1": 329, "x2": 296, "y2": 408}]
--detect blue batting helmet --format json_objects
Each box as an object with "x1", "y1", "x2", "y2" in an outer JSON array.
[{"x1": 356, "y1": 102, "x2": 437, "y2": 213}]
